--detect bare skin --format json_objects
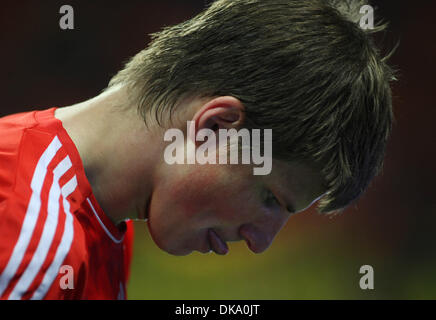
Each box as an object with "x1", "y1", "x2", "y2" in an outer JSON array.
[{"x1": 55, "y1": 85, "x2": 326, "y2": 255}]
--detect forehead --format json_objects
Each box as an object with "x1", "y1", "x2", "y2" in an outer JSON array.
[{"x1": 266, "y1": 159, "x2": 326, "y2": 212}]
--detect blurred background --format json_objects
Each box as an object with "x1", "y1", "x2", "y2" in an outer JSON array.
[{"x1": 0, "y1": 0, "x2": 435, "y2": 299}]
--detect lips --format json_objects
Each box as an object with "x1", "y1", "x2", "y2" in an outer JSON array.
[{"x1": 208, "y1": 229, "x2": 228, "y2": 255}]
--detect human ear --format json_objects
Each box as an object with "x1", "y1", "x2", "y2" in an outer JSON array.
[{"x1": 192, "y1": 96, "x2": 245, "y2": 133}]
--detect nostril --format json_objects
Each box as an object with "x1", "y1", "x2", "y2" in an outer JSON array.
[
  {"x1": 239, "y1": 224, "x2": 273, "y2": 254},
  {"x1": 239, "y1": 224, "x2": 258, "y2": 253},
  {"x1": 244, "y1": 237, "x2": 254, "y2": 252}
]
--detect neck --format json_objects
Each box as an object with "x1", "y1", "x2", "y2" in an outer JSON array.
[{"x1": 55, "y1": 86, "x2": 161, "y2": 224}]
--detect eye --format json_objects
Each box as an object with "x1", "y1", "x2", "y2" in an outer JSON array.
[{"x1": 264, "y1": 190, "x2": 280, "y2": 208}]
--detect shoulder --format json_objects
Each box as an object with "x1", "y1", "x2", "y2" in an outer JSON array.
[
  {"x1": 0, "y1": 109, "x2": 61, "y2": 203},
  {"x1": 0, "y1": 159, "x2": 88, "y2": 299},
  {"x1": 0, "y1": 110, "x2": 89, "y2": 299},
  {"x1": 0, "y1": 110, "x2": 66, "y2": 224},
  {"x1": 0, "y1": 111, "x2": 37, "y2": 202}
]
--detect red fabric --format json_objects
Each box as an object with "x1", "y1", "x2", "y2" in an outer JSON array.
[
  {"x1": 0, "y1": 108, "x2": 134, "y2": 300},
  {"x1": 123, "y1": 220, "x2": 134, "y2": 285}
]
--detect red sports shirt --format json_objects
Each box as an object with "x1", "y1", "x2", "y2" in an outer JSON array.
[{"x1": 0, "y1": 108, "x2": 134, "y2": 300}]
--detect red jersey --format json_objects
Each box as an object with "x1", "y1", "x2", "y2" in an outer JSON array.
[{"x1": 0, "y1": 108, "x2": 134, "y2": 300}]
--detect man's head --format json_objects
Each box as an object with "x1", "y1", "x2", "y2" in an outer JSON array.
[
  {"x1": 106, "y1": 0, "x2": 395, "y2": 255},
  {"x1": 144, "y1": 96, "x2": 326, "y2": 255}
]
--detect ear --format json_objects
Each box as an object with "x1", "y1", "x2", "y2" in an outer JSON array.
[{"x1": 193, "y1": 96, "x2": 245, "y2": 134}]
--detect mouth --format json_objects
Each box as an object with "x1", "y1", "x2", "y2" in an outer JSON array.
[{"x1": 207, "y1": 228, "x2": 229, "y2": 255}]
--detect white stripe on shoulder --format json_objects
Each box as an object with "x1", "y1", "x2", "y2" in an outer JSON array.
[
  {"x1": 87, "y1": 198, "x2": 124, "y2": 244},
  {"x1": 0, "y1": 136, "x2": 62, "y2": 297},
  {"x1": 31, "y1": 175, "x2": 77, "y2": 300},
  {"x1": 9, "y1": 156, "x2": 72, "y2": 300}
]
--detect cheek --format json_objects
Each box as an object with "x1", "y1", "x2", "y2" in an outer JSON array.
[
  {"x1": 216, "y1": 192, "x2": 258, "y2": 223},
  {"x1": 161, "y1": 164, "x2": 260, "y2": 225},
  {"x1": 167, "y1": 166, "x2": 222, "y2": 219},
  {"x1": 210, "y1": 181, "x2": 260, "y2": 223}
]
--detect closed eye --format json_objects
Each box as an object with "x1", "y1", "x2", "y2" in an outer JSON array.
[
  {"x1": 264, "y1": 189, "x2": 280, "y2": 208},
  {"x1": 264, "y1": 189, "x2": 296, "y2": 215}
]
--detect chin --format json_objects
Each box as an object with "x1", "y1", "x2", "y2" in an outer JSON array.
[
  {"x1": 146, "y1": 219, "x2": 200, "y2": 256},
  {"x1": 163, "y1": 245, "x2": 193, "y2": 256},
  {"x1": 150, "y1": 232, "x2": 193, "y2": 256}
]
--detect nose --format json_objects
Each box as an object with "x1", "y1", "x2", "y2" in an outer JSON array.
[{"x1": 238, "y1": 224, "x2": 276, "y2": 254}]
